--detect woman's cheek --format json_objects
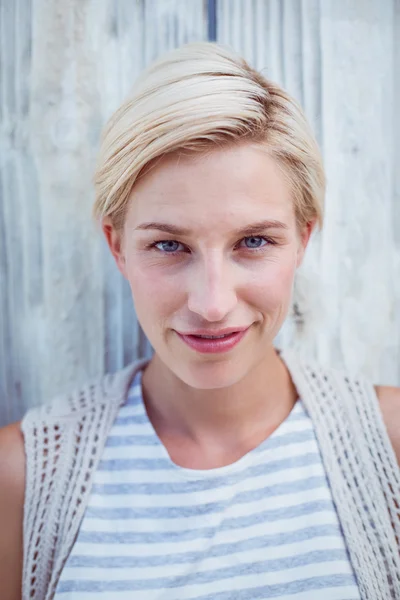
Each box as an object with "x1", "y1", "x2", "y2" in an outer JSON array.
[
  {"x1": 247, "y1": 260, "x2": 295, "y2": 311},
  {"x1": 129, "y1": 263, "x2": 185, "y2": 313}
]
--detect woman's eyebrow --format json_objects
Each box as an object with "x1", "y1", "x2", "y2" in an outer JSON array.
[
  {"x1": 135, "y1": 220, "x2": 288, "y2": 236},
  {"x1": 239, "y1": 220, "x2": 289, "y2": 235}
]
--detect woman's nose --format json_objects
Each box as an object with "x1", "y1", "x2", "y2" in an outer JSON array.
[{"x1": 186, "y1": 258, "x2": 238, "y2": 322}]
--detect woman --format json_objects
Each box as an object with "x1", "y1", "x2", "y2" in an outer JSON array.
[{"x1": 1, "y1": 42, "x2": 399, "y2": 600}]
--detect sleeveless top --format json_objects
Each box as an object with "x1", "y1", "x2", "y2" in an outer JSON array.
[
  {"x1": 54, "y1": 368, "x2": 361, "y2": 599},
  {"x1": 21, "y1": 351, "x2": 400, "y2": 600}
]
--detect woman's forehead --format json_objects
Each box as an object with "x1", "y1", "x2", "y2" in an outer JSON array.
[{"x1": 127, "y1": 143, "x2": 295, "y2": 228}]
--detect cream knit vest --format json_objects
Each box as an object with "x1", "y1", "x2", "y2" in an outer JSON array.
[{"x1": 21, "y1": 350, "x2": 400, "y2": 600}]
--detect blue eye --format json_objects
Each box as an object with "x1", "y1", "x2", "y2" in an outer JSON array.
[
  {"x1": 155, "y1": 240, "x2": 183, "y2": 253},
  {"x1": 241, "y1": 236, "x2": 268, "y2": 249},
  {"x1": 152, "y1": 236, "x2": 273, "y2": 255}
]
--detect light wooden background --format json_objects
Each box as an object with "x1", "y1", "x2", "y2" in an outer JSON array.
[{"x1": 1, "y1": 0, "x2": 399, "y2": 426}]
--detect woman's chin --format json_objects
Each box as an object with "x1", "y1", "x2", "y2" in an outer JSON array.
[
  {"x1": 171, "y1": 356, "x2": 253, "y2": 390},
  {"x1": 152, "y1": 326, "x2": 275, "y2": 389}
]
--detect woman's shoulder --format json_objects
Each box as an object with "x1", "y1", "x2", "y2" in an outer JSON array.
[
  {"x1": 0, "y1": 421, "x2": 25, "y2": 517},
  {"x1": 282, "y1": 348, "x2": 400, "y2": 464},
  {"x1": 16, "y1": 360, "x2": 145, "y2": 600},
  {"x1": 0, "y1": 420, "x2": 25, "y2": 501},
  {"x1": 374, "y1": 385, "x2": 400, "y2": 464},
  {"x1": 315, "y1": 357, "x2": 400, "y2": 464},
  {"x1": 0, "y1": 421, "x2": 25, "y2": 600}
]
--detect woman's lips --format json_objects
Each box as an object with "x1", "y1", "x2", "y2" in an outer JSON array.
[{"x1": 175, "y1": 328, "x2": 250, "y2": 354}]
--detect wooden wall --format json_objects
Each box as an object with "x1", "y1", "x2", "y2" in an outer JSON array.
[{"x1": 1, "y1": 0, "x2": 399, "y2": 425}]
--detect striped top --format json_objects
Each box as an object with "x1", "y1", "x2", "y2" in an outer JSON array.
[{"x1": 54, "y1": 369, "x2": 361, "y2": 599}]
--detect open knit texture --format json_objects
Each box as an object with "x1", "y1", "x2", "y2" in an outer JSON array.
[{"x1": 21, "y1": 350, "x2": 400, "y2": 600}]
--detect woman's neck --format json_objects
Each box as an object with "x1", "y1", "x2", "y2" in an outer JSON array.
[{"x1": 141, "y1": 348, "x2": 298, "y2": 469}]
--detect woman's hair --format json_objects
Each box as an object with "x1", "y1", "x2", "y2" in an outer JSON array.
[{"x1": 93, "y1": 42, "x2": 325, "y2": 230}]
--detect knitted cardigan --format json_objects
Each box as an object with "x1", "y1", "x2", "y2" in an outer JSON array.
[{"x1": 21, "y1": 350, "x2": 400, "y2": 600}]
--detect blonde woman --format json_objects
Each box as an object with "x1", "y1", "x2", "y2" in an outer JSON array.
[{"x1": 1, "y1": 42, "x2": 399, "y2": 600}]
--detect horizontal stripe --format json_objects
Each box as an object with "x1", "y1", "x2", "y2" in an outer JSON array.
[
  {"x1": 95, "y1": 453, "x2": 321, "y2": 492},
  {"x1": 98, "y1": 443, "x2": 320, "y2": 486},
  {"x1": 72, "y1": 523, "x2": 342, "y2": 559},
  {"x1": 57, "y1": 571, "x2": 356, "y2": 594},
  {"x1": 54, "y1": 373, "x2": 359, "y2": 599},
  {"x1": 86, "y1": 476, "x2": 331, "y2": 521},
  {"x1": 77, "y1": 515, "x2": 340, "y2": 546},
  {"x1": 84, "y1": 488, "x2": 331, "y2": 523},
  {"x1": 91, "y1": 460, "x2": 324, "y2": 490},
  {"x1": 54, "y1": 585, "x2": 360, "y2": 600},
  {"x1": 67, "y1": 535, "x2": 347, "y2": 569},
  {"x1": 60, "y1": 550, "x2": 351, "y2": 583}
]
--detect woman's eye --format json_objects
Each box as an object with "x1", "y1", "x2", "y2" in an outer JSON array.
[
  {"x1": 152, "y1": 236, "x2": 271, "y2": 254},
  {"x1": 154, "y1": 240, "x2": 183, "y2": 253},
  {"x1": 240, "y1": 236, "x2": 268, "y2": 249}
]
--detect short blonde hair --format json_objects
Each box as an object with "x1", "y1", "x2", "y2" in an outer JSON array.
[{"x1": 93, "y1": 42, "x2": 325, "y2": 230}]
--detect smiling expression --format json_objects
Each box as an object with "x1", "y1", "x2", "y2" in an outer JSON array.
[{"x1": 104, "y1": 142, "x2": 312, "y2": 389}]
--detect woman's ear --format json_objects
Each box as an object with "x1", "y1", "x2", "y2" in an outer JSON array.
[
  {"x1": 102, "y1": 217, "x2": 127, "y2": 277},
  {"x1": 296, "y1": 219, "x2": 316, "y2": 267}
]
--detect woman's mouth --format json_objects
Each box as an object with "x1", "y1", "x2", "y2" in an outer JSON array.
[{"x1": 175, "y1": 327, "x2": 250, "y2": 354}]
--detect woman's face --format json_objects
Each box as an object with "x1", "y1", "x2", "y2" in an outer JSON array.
[{"x1": 104, "y1": 143, "x2": 312, "y2": 389}]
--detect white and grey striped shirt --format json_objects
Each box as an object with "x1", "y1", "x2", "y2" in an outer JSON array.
[{"x1": 55, "y1": 369, "x2": 361, "y2": 599}]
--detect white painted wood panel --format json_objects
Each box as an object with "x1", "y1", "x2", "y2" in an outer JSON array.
[
  {"x1": 0, "y1": 0, "x2": 207, "y2": 424},
  {"x1": 218, "y1": 0, "x2": 400, "y2": 384},
  {"x1": 317, "y1": 0, "x2": 399, "y2": 384},
  {"x1": 0, "y1": 0, "x2": 398, "y2": 425}
]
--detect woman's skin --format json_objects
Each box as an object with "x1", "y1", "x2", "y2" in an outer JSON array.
[
  {"x1": 0, "y1": 142, "x2": 399, "y2": 598},
  {"x1": 105, "y1": 143, "x2": 309, "y2": 468}
]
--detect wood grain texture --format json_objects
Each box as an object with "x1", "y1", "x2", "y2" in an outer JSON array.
[
  {"x1": 0, "y1": 0, "x2": 398, "y2": 425},
  {"x1": 0, "y1": 0, "x2": 206, "y2": 424},
  {"x1": 318, "y1": 0, "x2": 399, "y2": 383},
  {"x1": 218, "y1": 0, "x2": 399, "y2": 382}
]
